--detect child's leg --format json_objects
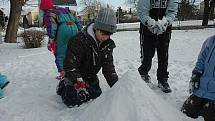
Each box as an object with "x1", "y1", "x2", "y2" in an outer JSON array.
[
  {"x1": 181, "y1": 94, "x2": 204, "y2": 119},
  {"x1": 0, "y1": 89, "x2": 4, "y2": 98},
  {"x1": 0, "y1": 74, "x2": 9, "y2": 89},
  {"x1": 202, "y1": 100, "x2": 215, "y2": 121}
]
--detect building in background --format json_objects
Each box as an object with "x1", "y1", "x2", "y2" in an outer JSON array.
[
  {"x1": 0, "y1": 8, "x2": 8, "y2": 28},
  {"x1": 79, "y1": 6, "x2": 99, "y2": 25}
]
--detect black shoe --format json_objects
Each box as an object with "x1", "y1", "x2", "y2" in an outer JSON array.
[
  {"x1": 158, "y1": 81, "x2": 172, "y2": 93},
  {"x1": 140, "y1": 74, "x2": 151, "y2": 83},
  {"x1": 138, "y1": 67, "x2": 151, "y2": 83}
]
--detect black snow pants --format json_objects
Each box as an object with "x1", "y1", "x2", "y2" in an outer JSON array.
[{"x1": 139, "y1": 23, "x2": 171, "y2": 81}]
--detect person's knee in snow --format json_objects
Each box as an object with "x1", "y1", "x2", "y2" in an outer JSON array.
[{"x1": 181, "y1": 34, "x2": 215, "y2": 120}]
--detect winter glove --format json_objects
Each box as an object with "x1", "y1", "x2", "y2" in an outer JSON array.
[
  {"x1": 152, "y1": 22, "x2": 164, "y2": 35},
  {"x1": 189, "y1": 70, "x2": 202, "y2": 94},
  {"x1": 73, "y1": 78, "x2": 90, "y2": 102},
  {"x1": 145, "y1": 18, "x2": 157, "y2": 34},
  {"x1": 158, "y1": 17, "x2": 168, "y2": 33},
  {"x1": 47, "y1": 39, "x2": 56, "y2": 54},
  {"x1": 145, "y1": 18, "x2": 164, "y2": 35},
  {"x1": 106, "y1": 73, "x2": 118, "y2": 88}
]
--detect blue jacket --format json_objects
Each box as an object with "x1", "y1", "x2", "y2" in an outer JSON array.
[
  {"x1": 193, "y1": 35, "x2": 215, "y2": 100},
  {"x1": 137, "y1": 0, "x2": 178, "y2": 25}
]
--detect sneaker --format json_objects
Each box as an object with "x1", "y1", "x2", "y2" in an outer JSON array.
[
  {"x1": 0, "y1": 89, "x2": 4, "y2": 99},
  {"x1": 158, "y1": 81, "x2": 172, "y2": 93},
  {"x1": 140, "y1": 74, "x2": 151, "y2": 83},
  {"x1": 138, "y1": 67, "x2": 151, "y2": 83}
]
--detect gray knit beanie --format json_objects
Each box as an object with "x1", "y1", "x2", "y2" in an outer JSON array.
[{"x1": 94, "y1": 8, "x2": 117, "y2": 34}]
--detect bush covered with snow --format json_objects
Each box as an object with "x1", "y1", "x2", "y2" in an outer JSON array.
[{"x1": 20, "y1": 30, "x2": 45, "y2": 48}]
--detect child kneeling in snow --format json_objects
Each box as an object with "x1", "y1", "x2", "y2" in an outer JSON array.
[
  {"x1": 0, "y1": 73, "x2": 10, "y2": 98},
  {"x1": 181, "y1": 35, "x2": 215, "y2": 121},
  {"x1": 56, "y1": 8, "x2": 118, "y2": 107}
]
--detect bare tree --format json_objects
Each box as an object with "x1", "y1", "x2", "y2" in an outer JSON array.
[
  {"x1": 178, "y1": 0, "x2": 199, "y2": 20},
  {"x1": 202, "y1": 0, "x2": 210, "y2": 26},
  {"x1": 209, "y1": 0, "x2": 215, "y2": 20},
  {"x1": 126, "y1": 0, "x2": 137, "y2": 9},
  {"x1": 79, "y1": 0, "x2": 102, "y2": 24},
  {"x1": 5, "y1": 0, "x2": 28, "y2": 43},
  {"x1": 79, "y1": 0, "x2": 100, "y2": 8}
]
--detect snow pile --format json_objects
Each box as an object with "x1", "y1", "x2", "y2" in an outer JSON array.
[{"x1": 67, "y1": 70, "x2": 194, "y2": 121}]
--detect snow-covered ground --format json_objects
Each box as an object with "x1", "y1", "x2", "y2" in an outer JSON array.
[{"x1": 0, "y1": 27, "x2": 215, "y2": 121}]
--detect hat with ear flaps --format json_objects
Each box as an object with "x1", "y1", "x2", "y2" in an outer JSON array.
[
  {"x1": 39, "y1": 0, "x2": 54, "y2": 10},
  {"x1": 94, "y1": 8, "x2": 117, "y2": 34}
]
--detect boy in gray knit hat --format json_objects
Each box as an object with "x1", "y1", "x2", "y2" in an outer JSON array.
[
  {"x1": 94, "y1": 8, "x2": 117, "y2": 34},
  {"x1": 56, "y1": 8, "x2": 118, "y2": 107}
]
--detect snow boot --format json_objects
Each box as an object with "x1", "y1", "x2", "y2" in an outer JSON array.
[
  {"x1": 0, "y1": 89, "x2": 4, "y2": 99},
  {"x1": 158, "y1": 80, "x2": 172, "y2": 93},
  {"x1": 0, "y1": 73, "x2": 10, "y2": 89},
  {"x1": 138, "y1": 67, "x2": 151, "y2": 83},
  {"x1": 140, "y1": 74, "x2": 151, "y2": 83}
]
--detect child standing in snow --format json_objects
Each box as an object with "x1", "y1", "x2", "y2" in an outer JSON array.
[
  {"x1": 39, "y1": 0, "x2": 82, "y2": 79},
  {"x1": 56, "y1": 8, "x2": 118, "y2": 107},
  {"x1": 181, "y1": 35, "x2": 215, "y2": 121},
  {"x1": 0, "y1": 73, "x2": 9, "y2": 98},
  {"x1": 137, "y1": 0, "x2": 178, "y2": 93}
]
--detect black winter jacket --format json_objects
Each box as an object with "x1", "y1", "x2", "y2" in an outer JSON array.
[{"x1": 64, "y1": 23, "x2": 118, "y2": 87}]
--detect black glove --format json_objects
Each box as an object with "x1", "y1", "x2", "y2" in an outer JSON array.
[
  {"x1": 106, "y1": 73, "x2": 118, "y2": 88},
  {"x1": 189, "y1": 70, "x2": 202, "y2": 93}
]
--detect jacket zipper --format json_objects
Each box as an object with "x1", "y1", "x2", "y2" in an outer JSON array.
[
  {"x1": 91, "y1": 43, "x2": 111, "y2": 66},
  {"x1": 91, "y1": 46, "x2": 98, "y2": 66}
]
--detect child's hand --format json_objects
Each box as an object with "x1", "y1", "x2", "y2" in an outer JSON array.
[
  {"x1": 47, "y1": 40, "x2": 56, "y2": 54},
  {"x1": 189, "y1": 71, "x2": 202, "y2": 93}
]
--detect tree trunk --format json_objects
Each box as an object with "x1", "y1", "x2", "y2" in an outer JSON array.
[
  {"x1": 209, "y1": 0, "x2": 215, "y2": 20},
  {"x1": 5, "y1": 0, "x2": 23, "y2": 43},
  {"x1": 202, "y1": 0, "x2": 210, "y2": 26}
]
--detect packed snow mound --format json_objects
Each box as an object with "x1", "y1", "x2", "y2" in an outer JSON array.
[{"x1": 67, "y1": 70, "x2": 194, "y2": 121}]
